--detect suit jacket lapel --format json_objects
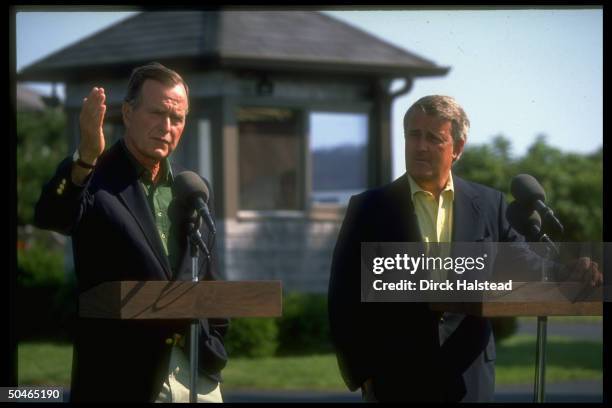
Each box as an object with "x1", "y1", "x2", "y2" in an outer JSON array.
[
  {"x1": 118, "y1": 183, "x2": 173, "y2": 279},
  {"x1": 390, "y1": 174, "x2": 423, "y2": 242},
  {"x1": 452, "y1": 176, "x2": 486, "y2": 242},
  {"x1": 108, "y1": 142, "x2": 173, "y2": 280}
]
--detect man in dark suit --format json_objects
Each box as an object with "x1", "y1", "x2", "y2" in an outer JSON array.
[
  {"x1": 34, "y1": 62, "x2": 228, "y2": 402},
  {"x1": 329, "y1": 95, "x2": 525, "y2": 402}
]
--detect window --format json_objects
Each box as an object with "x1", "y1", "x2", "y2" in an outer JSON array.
[
  {"x1": 309, "y1": 112, "x2": 369, "y2": 206},
  {"x1": 198, "y1": 119, "x2": 213, "y2": 186},
  {"x1": 238, "y1": 107, "x2": 302, "y2": 211}
]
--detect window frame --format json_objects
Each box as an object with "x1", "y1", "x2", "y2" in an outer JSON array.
[
  {"x1": 233, "y1": 98, "x2": 372, "y2": 222},
  {"x1": 307, "y1": 110, "x2": 371, "y2": 212}
]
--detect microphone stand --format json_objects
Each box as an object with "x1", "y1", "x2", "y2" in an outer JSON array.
[
  {"x1": 533, "y1": 233, "x2": 558, "y2": 403},
  {"x1": 186, "y1": 218, "x2": 212, "y2": 403}
]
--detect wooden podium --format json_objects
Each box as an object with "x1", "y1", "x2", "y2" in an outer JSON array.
[
  {"x1": 79, "y1": 280, "x2": 283, "y2": 319},
  {"x1": 429, "y1": 281, "x2": 603, "y2": 317},
  {"x1": 79, "y1": 280, "x2": 282, "y2": 403},
  {"x1": 430, "y1": 281, "x2": 603, "y2": 403}
]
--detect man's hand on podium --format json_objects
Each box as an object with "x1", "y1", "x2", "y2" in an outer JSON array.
[{"x1": 565, "y1": 257, "x2": 603, "y2": 287}]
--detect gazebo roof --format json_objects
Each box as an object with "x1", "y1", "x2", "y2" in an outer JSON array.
[
  {"x1": 16, "y1": 85, "x2": 46, "y2": 112},
  {"x1": 18, "y1": 10, "x2": 449, "y2": 81}
]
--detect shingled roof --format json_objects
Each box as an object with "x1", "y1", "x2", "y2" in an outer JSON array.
[
  {"x1": 18, "y1": 11, "x2": 449, "y2": 81},
  {"x1": 16, "y1": 85, "x2": 46, "y2": 111}
]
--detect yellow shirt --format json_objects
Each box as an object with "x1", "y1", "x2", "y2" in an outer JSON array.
[{"x1": 407, "y1": 172, "x2": 454, "y2": 280}]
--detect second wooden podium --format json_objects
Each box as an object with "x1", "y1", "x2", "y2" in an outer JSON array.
[{"x1": 430, "y1": 281, "x2": 602, "y2": 403}]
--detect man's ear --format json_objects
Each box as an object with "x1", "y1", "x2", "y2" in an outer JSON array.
[
  {"x1": 121, "y1": 102, "x2": 132, "y2": 128},
  {"x1": 452, "y1": 138, "x2": 466, "y2": 162}
]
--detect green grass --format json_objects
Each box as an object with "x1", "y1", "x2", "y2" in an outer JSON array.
[
  {"x1": 495, "y1": 334, "x2": 602, "y2": 385},
  {"x1": 18, "y1": 334, "x2": 602, "y2": 390},
  {"x1": 18, "y1": 341, "x2": 73, "y2": 386},
  {"x1": 222, "y1": 354, "x2": 345, "y2": 391},
  {"x1": 517, "y1": 316, "x2": 602, "y2": 324}
]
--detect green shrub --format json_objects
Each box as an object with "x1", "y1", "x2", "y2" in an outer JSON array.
[
  {"x1": 16, "y1": 243, "x2": 76, "y2": 341},
  {"x1": 17, "y1": 108, "x2": 67, "y2": 226},
  {"x1": 224, "y1": 318, "x2": 278, "y2": 358},
  {"x1": 276, "y1": 292, "x2": 333, "y2": 356},
  {"x1": 17, "y1": 244, "x2": 65, "y2": 288}
]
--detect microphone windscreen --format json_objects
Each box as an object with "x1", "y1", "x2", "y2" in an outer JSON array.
[
  {"x1": 172, "y1": 171, "x2": 210, "y2": 203},
  {"x1": 510, "y1": 174, "x2": 546, "y2": 204},
  {"x1": 506, "y1": 200, "x2": 541, "y2": 236},
  {"x1": 167, "y1": 198, "x2": 201, "y2": 233}
]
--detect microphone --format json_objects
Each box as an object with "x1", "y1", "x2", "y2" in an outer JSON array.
[
  {"x1": 506, "y1": 200, "x2": 542, "y2": 240},
  {"x1": 172, "y1": 171, "x2": 216, "y2": 235},
  {"x1": 510, "y1": 174, "x2": 564, "y2": 234},
  {"x1": 506, "y1": 200, "x2": 559, "y2": 256}
]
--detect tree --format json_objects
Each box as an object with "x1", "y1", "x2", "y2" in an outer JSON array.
[
  {"x1": 17, "y1": 108, "x2": 67, "y2": 225},
  {"x1": 454, "y1": 134, "x2": 515, "y2": 195},
  {"x1": 454, "y1": 134, "x2": 601, "y2": 242}
]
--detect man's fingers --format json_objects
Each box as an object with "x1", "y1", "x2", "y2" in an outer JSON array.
[
  {"x1": 88, "y1": 87, "x2": 99, "y2": 101},
  {"x1": 93, "y1": 87, "x2": 105, "y2": 103},
  {"x1": 96, "y1": 104, "x2": 107, "y2": 127},
  {"x1": 80, "y1": 87, "x2": 107, "y2": 153},
  {"x1": 82, "y1": 88, "x2": 106, "y2": 114},
  {"x1": 592, "y1": 262, "x2": 603, "y2": 287},
  {"x1": 86, "y1": 87, "x2": 105, "y2": 102},
  {"x1": 583, "y1": 260, "x2": 602, "y2": 287}
]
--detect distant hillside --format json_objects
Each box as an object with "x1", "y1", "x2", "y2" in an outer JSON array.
[{"x1": 312, "y1": 145, "x2": 367, "y2": 190}]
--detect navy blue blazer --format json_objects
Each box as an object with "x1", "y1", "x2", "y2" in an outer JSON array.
[
  {"x1": 34, "y1": 140, "x2": 228, "y2": 402},
  {"x1": 328, "y1": 173, "x2": 537, "y2": 402}
]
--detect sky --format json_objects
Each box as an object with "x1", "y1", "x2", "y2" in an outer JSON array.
[{"x1": 15, "y1": 8, "x2": 603, "y2": 179}]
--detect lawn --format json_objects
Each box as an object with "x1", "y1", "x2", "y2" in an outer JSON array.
[
  {"x1": 517, "y1": 316, "x2": 602, "y2": 324},
  {"x1": 17, "y1": 341, "x2": 73, "y2": 386},
  {"x1": 494, "y1": 334, "x2": 602, "y2": 385},
  {"x1": 18, "y1": 334, "x2": 602, "y2": 390}
]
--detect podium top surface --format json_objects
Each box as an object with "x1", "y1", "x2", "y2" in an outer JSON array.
[
  {"x1": 429, "y1": 282, "x2": 603, "y2": 316},
  {"x1": 80, "y1": 280, "x2": 283, "y2": 319}
]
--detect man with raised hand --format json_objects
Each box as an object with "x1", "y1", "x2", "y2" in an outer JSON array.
[{"x1": 34, "y1": 62, "x2": 228, "y2": 403}]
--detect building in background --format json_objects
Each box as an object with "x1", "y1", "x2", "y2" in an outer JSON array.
[
  {"x1": 18, "y1": 10, "x2": 449, "y2": 292},
  {"x1": 17, "y1": 84, "x2": 46, "y2": 112}
]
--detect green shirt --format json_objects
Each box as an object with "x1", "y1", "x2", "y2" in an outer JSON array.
[{"x1": 121, "y1": 139, "x2": 179, "y2": 271}]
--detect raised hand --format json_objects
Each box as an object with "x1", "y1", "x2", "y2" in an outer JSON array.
[{"x1": 78, "y1": 87, "x2": 107, "y2": 164}]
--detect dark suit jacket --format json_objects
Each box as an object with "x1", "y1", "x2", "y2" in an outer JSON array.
[
  {"x1": 34, "y1": 140, "x2": 228, "y2": 402},
  {"x1": 328, "y1": 173, "x2": 534, "y2": 402}
]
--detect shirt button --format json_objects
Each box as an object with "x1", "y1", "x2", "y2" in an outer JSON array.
[{"x1": 161, "y1": 233, "x2": 166, "y2": 239}]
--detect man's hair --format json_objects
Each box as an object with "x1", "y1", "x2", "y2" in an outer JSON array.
[
  {"x1": 124, "y1": 62, "x2": 189, "y2": 111},
  {"x1": 403, "y1": 95, "x2": 470, "y2": 145}
]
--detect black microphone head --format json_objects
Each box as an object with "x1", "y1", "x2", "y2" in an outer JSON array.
[
  {"x1": 510, "y1": 174, "x2": 546, "y2": 205},
  {"x1": 172, "y1": 171, "x2": 210, "y2": 204},
  {"x1": 168, "y1": 198, "x2": 201, "y2": 235},
  {"x1": 506, "y1": 200, "x2": 542, "y2": 238},
  {"x1": 168, "y1": 197, "x2": 198, "y2": 221}
]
